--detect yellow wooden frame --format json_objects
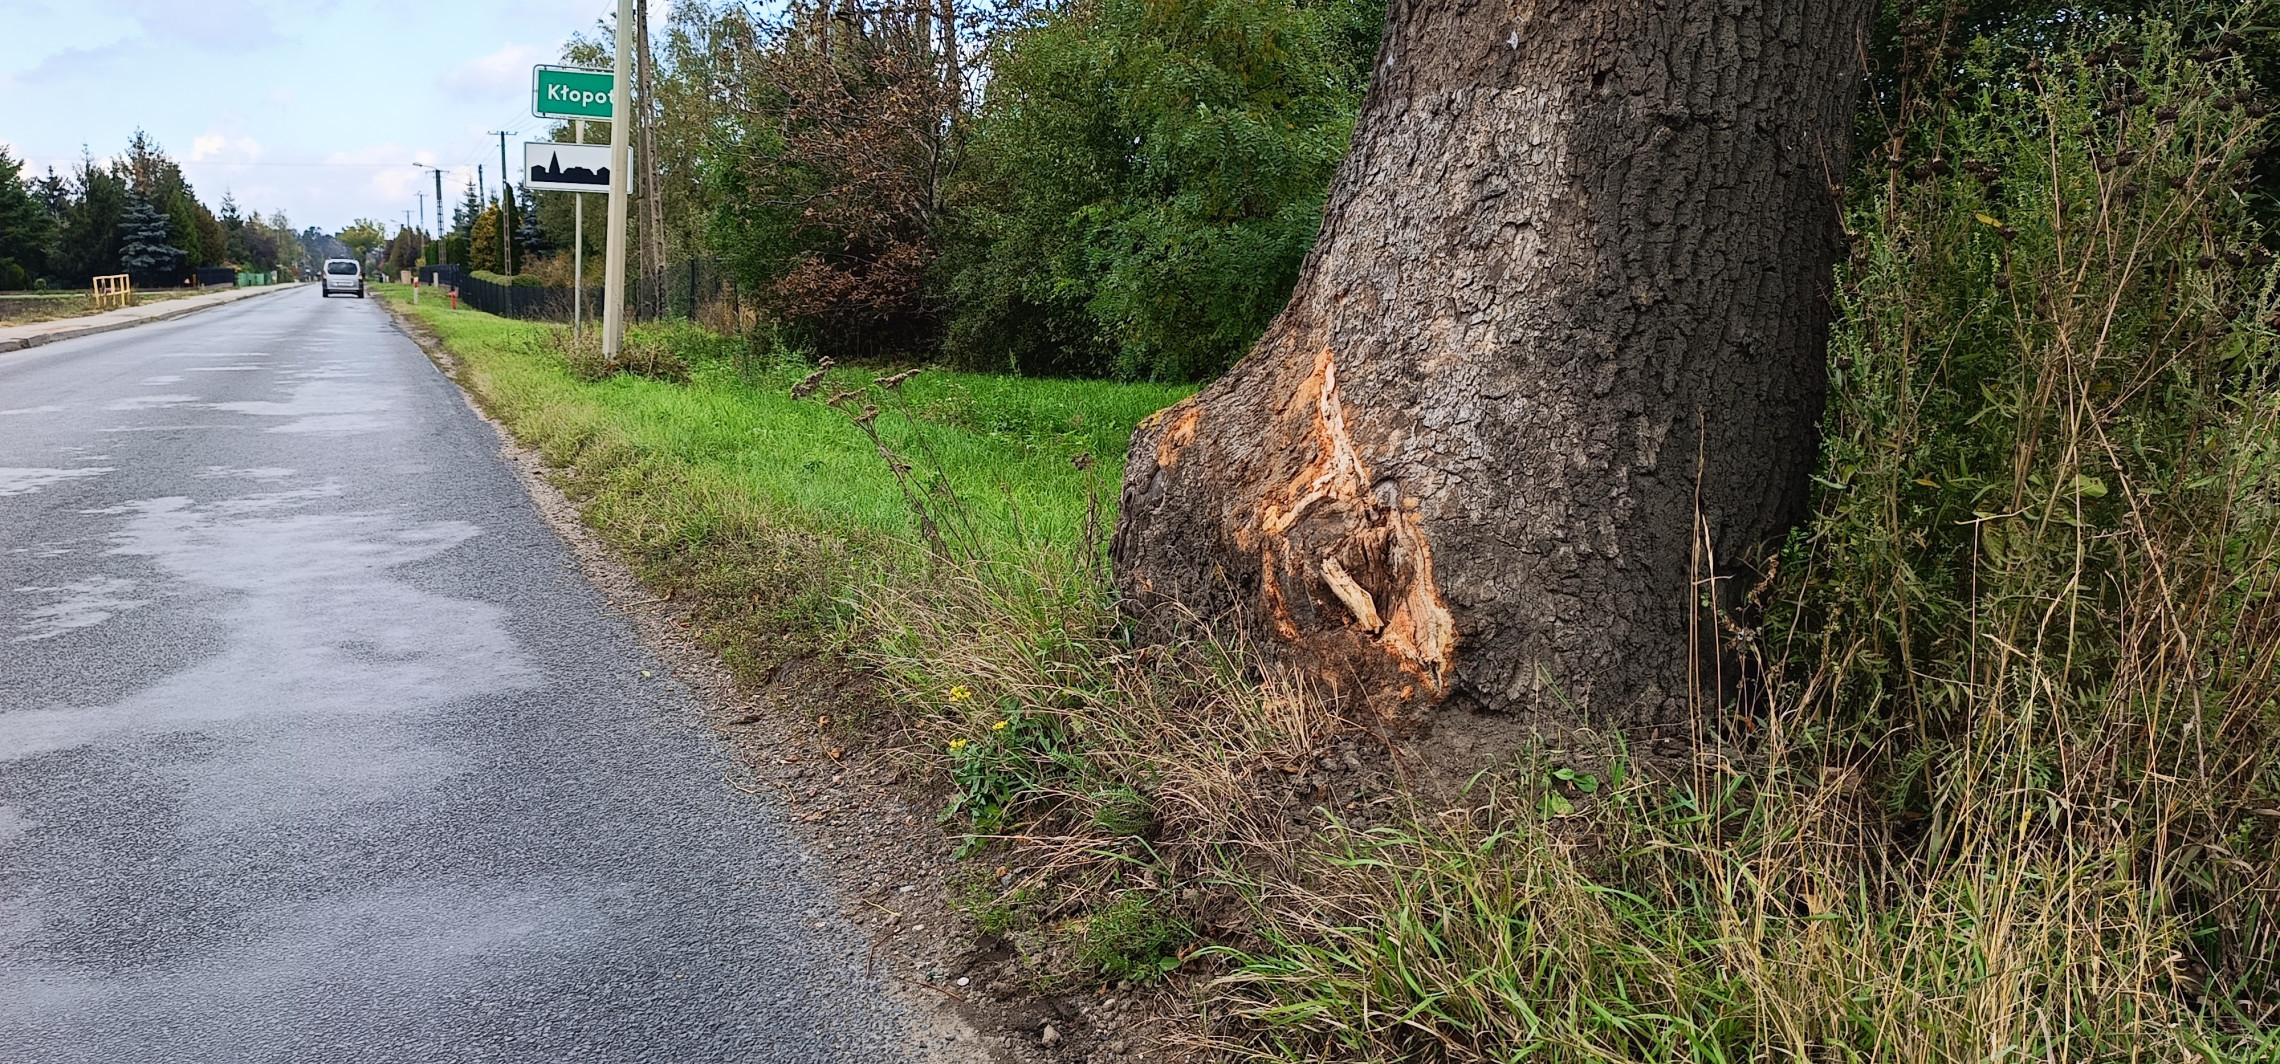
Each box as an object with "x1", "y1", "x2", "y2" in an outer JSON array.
[{"x1": 92, "y1": 274, "x2": 132, "y2": 309}]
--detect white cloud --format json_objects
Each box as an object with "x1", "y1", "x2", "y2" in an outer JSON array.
[
  {"x1": 440, "y1": 43, "x2": 547, "y2": 101},
  {"x1": 310, "y1": 143, "x2": 445, "y2": 209},
  {"x1": 0, "y1": 3, "x2": 140, "y2": 81},
  {"x1": 189, "y1": 134, "x2": 262, "y2": 163},
  {"x1": 103, "y1": 0, "x2": 284, "y2": 50}
]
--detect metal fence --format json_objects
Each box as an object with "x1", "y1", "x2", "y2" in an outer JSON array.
[
  {"x1": 453, "y1": 274, "x2": 585, "y2": 320},
  {"x1": 645, "y1": 258, "x2": 739, "y2": 327},
  {"x1": 430, "y1": 259, "x2": 743, "y2": 329}
]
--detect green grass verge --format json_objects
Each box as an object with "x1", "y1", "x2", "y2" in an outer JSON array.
[
  {"x1": 375, "y1": 282, "x2": 1183, "y2": 553},
  {"x1": 371, "y1": 281, "x2": 1185, "y2": 685}
]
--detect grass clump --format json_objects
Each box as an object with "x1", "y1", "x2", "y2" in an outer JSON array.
[
  {"x1": 1223, "y1": 754, "x2": 2275, "y2": 1062},
  {"x1": 1075, "y1": 895, "x2": 1195, "y2": 983},
  {"x1": 950, "y1": 865, "x2": 1044, "y2": 938},
  {"x1": 553, "y1": 321, "x2": 693, "y2": 384},
  {"x1": 857, "y1": 540, "x2": 1343, "y2": 886}
]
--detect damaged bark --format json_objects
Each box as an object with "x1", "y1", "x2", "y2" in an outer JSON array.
[{"x1": 1113, "y1": 0, "x2": 1872, "y2": 732}]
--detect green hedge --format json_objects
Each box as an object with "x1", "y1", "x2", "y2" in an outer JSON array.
[{"x1": 469, "y1": 269, "x2": 547, "y2": 288}]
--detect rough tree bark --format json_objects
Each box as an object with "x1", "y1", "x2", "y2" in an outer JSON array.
[{"x1": 1113, "y1": 0, "x2": 1872, "y2": 733}]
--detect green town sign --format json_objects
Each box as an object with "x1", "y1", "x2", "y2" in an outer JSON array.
[{"x1": 532, "y1": 65, "x2": 615, "y2": 121}]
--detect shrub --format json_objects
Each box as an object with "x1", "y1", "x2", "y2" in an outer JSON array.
[
  {"x1": 942, "y1": 0, "x2": 1373, "y2": 381},
  {"x1": 548, "y1": 322, "x2": 692, "y2": 384},
  {"x1": 704, "y1": 1, "x2": 962, "y2": 362}
]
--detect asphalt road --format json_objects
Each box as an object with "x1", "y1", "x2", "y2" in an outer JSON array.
[{"x1": 0, "y1": 291, "x2": 939, "y2": 1062}]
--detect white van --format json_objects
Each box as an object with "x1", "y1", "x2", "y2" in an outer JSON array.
[{"x1": 320, "y1": 259, "x2": 365, "y2": 298}]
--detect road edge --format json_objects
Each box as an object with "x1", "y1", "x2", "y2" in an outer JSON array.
[{"x1": 0, "y1": 284, "x2": 310, "y2": 354}]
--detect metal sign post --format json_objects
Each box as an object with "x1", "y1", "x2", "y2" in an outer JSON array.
[
  {"x1": 523, "y1": 133, "x2": 636, "y2": 342},
  {"x1": 602, "y1": 2, "x2": 632, "y2": 362},
  {"x1": 565, "y1": 123, "x2": 574, "y2": 344}
]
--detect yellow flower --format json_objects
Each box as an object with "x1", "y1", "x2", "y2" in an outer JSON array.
[
  {"x1": 948, "y1": 685, "x2": 972, "y2": 703},
  {"x1": 992, "y1": 719, "x2": 1009, "y2": 731},
  {"x1": 949, "y1": 738, "x2": 969, "y2": 752}
]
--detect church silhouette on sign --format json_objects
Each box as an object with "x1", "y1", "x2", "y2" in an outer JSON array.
[{"x1": 531, "y1": 152, "x2": 609, "y2": 188}]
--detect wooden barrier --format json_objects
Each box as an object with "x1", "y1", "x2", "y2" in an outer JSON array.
[{"x1": 92, "y1": 274, "x2": 132, "y2": 309}]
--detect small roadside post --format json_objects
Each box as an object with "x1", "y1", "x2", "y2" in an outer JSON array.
[{"x1": 532, "y1": 63, "x2": 618, "y2": 343}]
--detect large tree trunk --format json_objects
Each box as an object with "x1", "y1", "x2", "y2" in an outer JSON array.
[{"x1": 1113, "y1": 0, "x2": 1871, "y2": 733}]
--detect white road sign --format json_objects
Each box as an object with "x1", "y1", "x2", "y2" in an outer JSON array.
[{"x1": 524, "y1": 142, "x2": 631, "y2": 194}]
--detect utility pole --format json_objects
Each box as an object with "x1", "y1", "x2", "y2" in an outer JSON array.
[
  {"x1": 489, "y1": 130, "x2": 518, "y2": 275},
  {"x1": 635, "y1": 0, "x2": 664, "y2": 319},
  {"x1": 603, "y1": 0, "x2": 632, "y2": 361},
  {"x1": 418, "y1": 165, "x2": 445, "y2": 245}
]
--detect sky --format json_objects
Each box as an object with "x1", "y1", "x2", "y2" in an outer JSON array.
[{"x1": 0, "y1": 0, "x2": 628, "y2": 237}]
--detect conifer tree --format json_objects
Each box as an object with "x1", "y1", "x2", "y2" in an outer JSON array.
[
  {"x1": 0, "y1": 146, "x2": 55, "y2": 289},
  {"x1": 116, "y1": 194, "x2": 184, "y2": 285}
]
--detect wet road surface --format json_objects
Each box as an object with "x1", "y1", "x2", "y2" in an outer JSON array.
[{"x1": 0, "y1": 292, "x2": 935, "y2": 1062}]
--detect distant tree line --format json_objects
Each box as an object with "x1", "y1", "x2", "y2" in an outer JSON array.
[{"x1": 0, "y1": 131, "x2": 304, "y2": 291}]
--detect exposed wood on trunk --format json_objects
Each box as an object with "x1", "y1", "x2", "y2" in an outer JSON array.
[{"x1": 1114, "y1": 0, "x2": 1872, "y2": 733}]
